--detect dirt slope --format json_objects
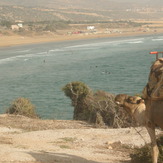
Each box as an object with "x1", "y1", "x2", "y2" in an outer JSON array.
[{"x1": 0, "y1": 114, "x2": 160, "y2": 163}]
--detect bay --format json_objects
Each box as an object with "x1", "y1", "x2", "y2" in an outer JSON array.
[{"x1": 0, "y1": 34, "x2": 162, "y2": 119}]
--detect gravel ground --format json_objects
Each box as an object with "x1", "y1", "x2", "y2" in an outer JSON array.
[{"x1": 0, "y1": 114, "x2": 161, "y2": 163}]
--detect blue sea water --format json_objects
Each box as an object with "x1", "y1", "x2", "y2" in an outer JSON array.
[{"x1": 0, "y1": 34, "x2": 162, "y2": 119}]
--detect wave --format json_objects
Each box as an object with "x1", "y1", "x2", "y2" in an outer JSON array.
[
  {"x1": 17, "y1": 51, "x2": 48, "y2": 58},
  {"x1": 64, "y1": 46, "x2": 100, "y2": 51},
  {"x1": 0, "y1": 51, "x2": 49, "y2": 64},
  {"x1": 0, "y1": 37, "x2": 146, "y2": 64},
  {"x1": 13, "y1": 49, "x2": 31, "y2": 53},
  {"x1": 24, "y1": 59, "x2": 29, "y2": 61},
  {"x1": 64, "y1": 38, "x2": 145, "y2": 49},
  {"x1": 152, "y1": 38, "x2": 163, "y2": 41},
  {"x1": 48, "y1": 49, "x2": 64, "y2": 53},
  {"x1": 0, "y1": 56, "x2": 18, "y2": 64},
  {"x1": 0, "y1": 48, "x2": 64, "y2": 64},
  {"x1": 127, "y1": 41, "x2": 143, "y2": 44}
]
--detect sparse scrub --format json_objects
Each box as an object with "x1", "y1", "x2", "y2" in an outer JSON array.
[
  {"x1": 130, "y1": 135, "x2": 163, "y2": 163},
  {"x1": 62, "y1": 81, "x2": 132, "y2": 128},
  {"x1": 60, "y1": 137, "x2": 77, "y2": 142},
  {"x1": 62, "y1": 81, "x2": 91, "y2": 120},
  {"x1": 6, "y1": 97, "x2": 38, "y2": 118},
  {"x1": 0, "y1": 20, "x2": 13, "y2": 28},
  {"x1": 59, "y1": 145, "x2": 71, "y2": 149},
  {"x1": 85, "y1": 90, "x2": 132, "y2": 128}
]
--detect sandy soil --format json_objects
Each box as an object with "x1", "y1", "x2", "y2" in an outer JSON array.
[
  {"x1": 0, "y1": 114, "x2": 161, "y2": 163},
  {"x1": 0, "y1": 28, "x2": 163, "y2": 48}
]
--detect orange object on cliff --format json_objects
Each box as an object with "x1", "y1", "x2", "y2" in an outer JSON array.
[{"x1": 149, "y1": 51, "x2": 163, "y2": 60}]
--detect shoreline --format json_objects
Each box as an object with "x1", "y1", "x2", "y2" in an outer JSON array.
[{"x1": 0, "y1": 30, "x2": 163, "y2": 48}]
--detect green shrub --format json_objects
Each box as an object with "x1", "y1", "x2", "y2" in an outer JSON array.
[
  {"x1": 6, "y1": 97, "x2": 38, "y2": 118},
  {"x1": 62, "y1": 81, "x2": 91, "y2": 101},
  {"x1": 130, "y1": 135, "x2": 163, "y2": 163},
  {"x1": 62, "y1": 81, "x2": 91, "y2": 120},
  {"x1": 63, "y1": 81, "x2": 132, "y2": 128}
]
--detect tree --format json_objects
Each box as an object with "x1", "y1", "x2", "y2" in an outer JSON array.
[{"x1": 0, "y1": 20, "x2": 12, "y2": 28}]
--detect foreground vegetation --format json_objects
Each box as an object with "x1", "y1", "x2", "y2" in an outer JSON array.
[
  {"x1": 3, "y1": 81, "x2": 163, "y2": 162},
  {"x1": 6, "y1": 97, "x2": 38, "y2": 118},
  {"x1": 62, "y1": 81, "x2": 163, "y2": 163},
  {"x1": 62, "y1": 81, "x2": 133, "y2": 128},
  {"x1": 131, "y1": 135, "x2": 163, "y2": 163},
  {"x1": 5, "y1": 81, "x2": 132, "y2": 128}
]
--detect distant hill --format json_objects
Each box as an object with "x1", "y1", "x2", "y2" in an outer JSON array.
[
  {"x1": 0, "y1": 0, "x2": 163, "y2": 22},
  {"x1": 1, "y1": 0, "x2": 163, "y2": 9}
]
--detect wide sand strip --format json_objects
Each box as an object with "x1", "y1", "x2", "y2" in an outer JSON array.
[{"x1": 0, "y1": 29, "x2": 162, "y2": 48}]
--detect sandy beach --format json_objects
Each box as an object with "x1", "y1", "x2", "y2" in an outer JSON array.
[{"x1": 0, "y1": 28, "x2": 163, "y2": 48}]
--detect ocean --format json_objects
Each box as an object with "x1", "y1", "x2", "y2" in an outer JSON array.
[{"x1": 0, "y1": 34, "x2": 162, "y2": 119}]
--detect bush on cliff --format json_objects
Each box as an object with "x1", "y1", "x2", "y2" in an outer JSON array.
[
  {"x1": 130, "y1": 135, "x2": 163, "y2": 163},
  {"x1": 6, "y1": 97, "x2": 38, "y2": 118},
  {"x1": 62, "y1": 81, "x2": 132, "y2": 128}
]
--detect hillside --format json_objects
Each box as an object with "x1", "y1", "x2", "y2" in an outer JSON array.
[
  {"x1": 0, "y1": 0, "x2": 163, "y2": 22},
  {"x1": 0, "y1": 0, "x2": 163, "y2": 46},
  {"x1": 0, "y1": 0, "x2": 163, "y2": 10}
]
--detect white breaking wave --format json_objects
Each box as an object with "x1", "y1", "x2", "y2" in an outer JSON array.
[
  {"x1": 127, "y1": 41, "x2": 143, "y2": 44},
  {"x1": 0, "y1": 37, "x2": 147, "y2": 64},
  {"x1": 64, "y1": 46, "x2": 100, "y2": 51},
  {"x1": 48, "y1": 49, "x2": 64, "y2": 53},
  {"x1": 152, "y1": 38, "x2": 163, "y2": 41},
  {"x1": 0, "y1": 56, "x2": 18, "y2": 64},
  {"x1": 0, "y1": 48, "x2": 65, "y2": 64},
  {"x1": 17, "y1": 51, "x2": 48, "y2": 58},
  {"x1": 12, "y1": 49, "x2": 31, "y2": 53},
  {"x1": 24, "y1": 59, "x2": 29, "y2": 61},
  {"x1": 64, "y1": 38, "x2": 145, "y2": 49},
  {"x1": 0, "y1": 51, "x2": 49, "y2": 64}
]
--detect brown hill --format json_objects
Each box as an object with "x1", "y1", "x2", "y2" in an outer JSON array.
[{"x1": 0, "y1": 0, "x2": 163, "y2": 22}]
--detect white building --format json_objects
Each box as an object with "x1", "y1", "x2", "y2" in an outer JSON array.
[
  {"x1": 18, "y1": 23, "x2": 23, "y2": 28},
  {"x1": 87, "y1": 26, "x2": 95, "y2": 30},
  {"x1": 11, "y1": 25, "x2": 19, "y2": 30}
]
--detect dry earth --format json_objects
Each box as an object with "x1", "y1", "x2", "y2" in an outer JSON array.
[{"x1": 0, "y1": 114, "x2": 161, "y2": 163}]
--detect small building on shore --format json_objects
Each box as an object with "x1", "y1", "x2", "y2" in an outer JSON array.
[
  {"x1": 87, "y1": 26, "x2": 95, "y2": 30},
  {"x1": 11, "y1": 20, "x2": 23, "y2": 30},
  {"x1": 11, "y1": 25, "x2": 19, "y2": 30}
]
